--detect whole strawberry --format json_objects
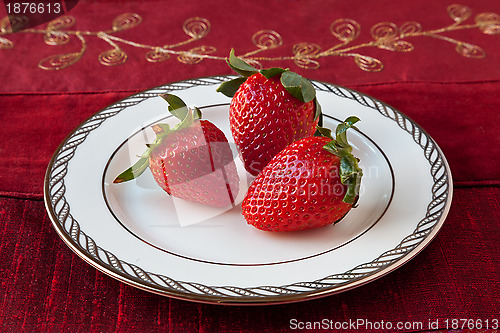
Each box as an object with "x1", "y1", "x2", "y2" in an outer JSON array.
[
  {"x1": 217, "y1": 50, "x2": 321, "y2": 176},
  {"x1": 114, "y1": 94, "x2": 239, "y2": 208},
  {"x1": 242, "y1": 117, "x2": 362, "y2": 232}
]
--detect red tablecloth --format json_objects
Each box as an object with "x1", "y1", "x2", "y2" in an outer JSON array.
[{"x1": 0, "y1": 0, "x2": 499, "y2": 331}]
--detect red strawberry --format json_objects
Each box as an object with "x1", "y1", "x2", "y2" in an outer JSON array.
[
  {"x1": 114, "y1": 94, "x2": 239, "y2": 208},
  {"x1": 217, "y1": 50, "x2": 321, "y2": 176},
  {"x1": 242, "y1": 117, "x2": 362, "y2": 232}
]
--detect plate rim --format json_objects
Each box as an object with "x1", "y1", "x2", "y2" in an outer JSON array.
[{"x1": 43, "y1": 75, "x2": 453, "y2": 305}]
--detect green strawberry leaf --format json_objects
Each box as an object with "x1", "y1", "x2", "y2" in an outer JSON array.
[
  {"x1": 280, "y1": 71, "x2": 316, "y2": 103},
  {"x1": 114, "y1": 93, "x2": 201, "y2": 184},
  {"x1": 154, "y1": 123, "x2": 171, "y2": 134},
  {"x1": 172, "y1": 108, "x2": 195, "y2": 132},
  {"x1": 113, "y1": 156, "x2": 149, "y2": 183},
  {"x1": 314, "y1": 125, "x2": 333, "y2": 139},
  {"x1": 339, "y1": 154, "x2": 359, "y2": 183},
  {"x1": 314, "y1": 97, "x2": 322, "y2": 122},
  {"x1": 344, "y1": 172, "x2": 362, "y2": 205},
  {"x1": 161, "y1": 93, "x2": 200, "y2": 132},
  {"x1": 216, "y1": 77, "x2": 247, "y2": 97},
  {"x1": 161, "y1": 93, "x2": 188, "y2": 121},
  {"x1": 322, "y1": 117, "x2": 363, "y2": 204},
  {"x1": 227, "y1": 49, "x2": 258, "y2": 77},
  {"x1": 280, "y1": 71, "x2": 302, "y2": 99},
  {"x1": 260, "y1": 67, "x2": 286, "y2": 79},
  {"x1": 300, "y1": 77, "x2": 316, "y2": 103}
]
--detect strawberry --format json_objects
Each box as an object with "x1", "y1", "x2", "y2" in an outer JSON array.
[
  {"x1": 242, "y1": 117, "x2": 362, "y2": 232},
  {"x1": 114, "y1": 94, "x2": 239, "y2": 208},
  {"x1": 217, "y1": 50, "x2": 321, "y2": 176}
]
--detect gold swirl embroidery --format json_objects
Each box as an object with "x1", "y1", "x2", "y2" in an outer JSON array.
[
  {"x1": 0, "y1": 37, "x2": 14, "y2": 49},
  {"x1": 330, "y1": 19, "x2": 361, "y2": 43},
  {"x1": 97, "y1": 31, "x2": 128, "y2": 66},
  {"x1": 38, "y1": 32, "x2": 86, "y2": 70},
  {"x1": 47, "y1": 15, "x2": 75, "y2": 30},
  {"x1": 292, "y1": 43, "x2": 321, "y2": 69},
  {"x1": 145, "y1": 48, "x2": 170, "y2": 63},
  {"x1": 238, "y1": 30, "x2": 284, "y2": 66},
  {"x1": 183, "y1": 17, "x2": 210, "y2": 40},
  {"x1": 112, "y1": 13, "x2": 142, "y2": 32},
  {"x1": 43, "y1": 31, "x2": 70, "y2": 46},
  {"x1": 370, "y1": 22, "x2": 414, "y2": 52},
  {"x1": 99, "y1": 49, "x2": 128, "y2": 66},
  {"x1": 371, "y1": 22, "x2": 399, "y2": 40},
  {"x1": 43, "y1": 16, "x2": 74, "y2": 45},
  {"x1": 38, "y1": 52, "x2": 82, "y2": 70},
  {"x1": 476, "y1": 13, "x2": 500, "y2": 34},
  {"x1": 252, "y1": 30, "x2": 283, "y2": 50},
  {"x1": 352, "y1": 54, "x2": 384, "y2": 72},
  {"x1": 399, "y1": 22, "x2": 422, "y2": 36},
  {"x1": 455, "y1": 42, "x2": 486, "y2": 58},
  {"x1": 448, "y1": 4, "x2": 472, "y2": 24},
  {"x1": 0, "y1": 4, "x2": 499, "y2": 71},
  {"x1": 178, "y1": 45, "x2": 217, "y2": 64}
]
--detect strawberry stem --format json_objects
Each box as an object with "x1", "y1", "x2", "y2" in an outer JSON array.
[{"x1": 322, "y1": 117, "x2": 363, "y2": 204}]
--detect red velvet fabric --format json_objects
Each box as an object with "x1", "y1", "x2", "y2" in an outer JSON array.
[
  {"x1": 0, "y1": 0, "x2": 499, "y2": 331},
  {"x1": 0, "y1": 188, "x2": 498, "y2": 331},
  {"x1": 1, "y1": 0, "x2": 500, "y2": 93}
]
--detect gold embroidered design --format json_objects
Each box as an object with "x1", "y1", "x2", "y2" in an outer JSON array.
[
  {"x1": 183, "y1": 17, "x2": 210, "y2": 40},
  {"x1": 0, "y1": 4, "x2": 499, "y2": 71},
  {"x1": 476, "y1": 13, "x2": 500, "y2": 34},
  {"x1": 292, "y1": 42, "x2": 321, "y2": 69},
  {"x1": 38, "y1": 32, "x2": 86, "y2": 70}
]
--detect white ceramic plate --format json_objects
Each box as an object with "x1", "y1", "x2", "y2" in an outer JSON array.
[{"x1": 44, "y1": 76, "x2": 452, "y2": 305}]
